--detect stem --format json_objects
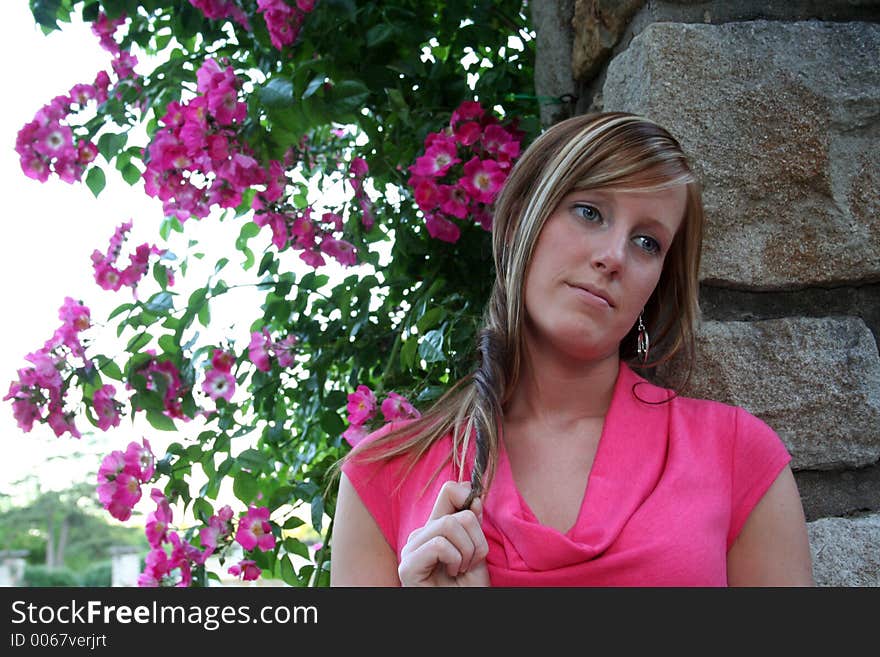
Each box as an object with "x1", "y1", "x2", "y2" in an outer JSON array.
[{"x1": 311, "y1": 517, "x2": 333, "y2": 587}]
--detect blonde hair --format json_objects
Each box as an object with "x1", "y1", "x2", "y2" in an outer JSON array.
[{"x1": 334, "y1": 112, "x2": 704, "y2": 507}]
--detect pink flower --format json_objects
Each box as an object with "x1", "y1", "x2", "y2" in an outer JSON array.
[
  {"x1": 228, "y1": 559, "x2": 261, "y2": 581},
  {"x1": 202, "y1": 368, "x2": 236, "y2": 402},
  {"x1": 92, "y1": 384, "x2": 121, "y2": 431},
  {"x1": 409, "y1": 140, "x2": 459, "y2": 177},
  {"x1": 125, "y1": 438, "x2": 155, "y2": 481},
  {"x1": 248, "y1": 330, "x2": 272, "y2": 372},
  {"x1": 199, "y1": 505, "x2": 234, "y2": 559},
  {"x1": 346, "y1": 385, "x2": 376, "y2": 425},
  {"x1": 381, "y1": 392, "x2": 421, "y2": 422},
  {"x1": 454, "y1": 121, "x2": 481, "y2": 147},
  {"x1": 450, "y1": 101, "x2": 484, "y2": 125},
  {"x1": 271, "y1": 335, "x2": 298, "y2": 368},
  {"x1": 235, "y1": 506, "x2": 276, "y2": 551},
  {"x1": 460, "y1": 157, "x2": 506, "y2": 204},
  {"x1": 211, "y1": 349, "x2": 235, "y2": 372},
  {"x1": 342, "y1": 423, "x2": 369, "y2": 448},
  {"x1": 145, "y1": 489, "x2": 173, "y2": 548},
  {"x1": 425, "y1": 213, "x2": 461, "y2": 243},
  {"x1": 320, "y1": 237, "x2": 357, "y2": 266}
]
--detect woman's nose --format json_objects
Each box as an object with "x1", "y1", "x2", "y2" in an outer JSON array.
[{"x1": 590, "y1": 232, "x2": 625, "y2": 274}]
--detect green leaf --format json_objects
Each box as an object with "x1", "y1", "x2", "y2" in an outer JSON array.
[
  {"x1": 366, "y1": 23, "x2": 395, "y2": 48},
  {"x1": 126, "y1": 332, "x2": 153, "y2": 352},
  {"x1": 418, "y1": 329, "x2": 445, "y2": 363},
  {"x1": 158, "y1": 334, "x2": 179, "y2": 355},
  {"x1": 328, "y1": 80, "x2": 370, "y2": 117},
  {"x1": 108, "y1": 302, "x2": 134, "y2": 321},
  {"x1": 30, "y1": 0, "x2": 63, "y2": 30},
  {"x1": 233, "y1": 470, "x2": 259, "y2": 504},
  {"x1": 417, "y1": 307, "x2": 446, "y2": 333},
  {"x1": 192, "y1": 497, "x2": 214, "y2": 524},
  {"x1": 279, "y1": 555, "x2": 298, "y2": 587},
  {"x1": 97, "y1": 132, "x2": 128, "y2": 160},
  {"x1": 236, "y1": 448, "x2": 269, "y2": 473},
  {"x1": 214, "y1": 257, "x2": 229, "y2": 274},
  {"x1": 197, "y1": 301, "x2": 211, "y2": 327},
  {"x1": 120, "y1": 163, "x2": 141, "y2": 185},
  {"x1": 302, "y1": 74, "x2": 325, "y2": 100},
  {"x1": 284, "y1": 537, "x2": 311, "y2": 561},
  {"x1": 145, "y1": 291, "x2": 174, "y2": 313},
  {"x1": 319, "y1": 411, "x2": 345, "y2": 437},
  {"x1": 100, "y1": 359, "x2": 124, "y2": 382},
  {"x1": 146, "y1": 409, "x2": 176, "y2": 431},
  {"x1": 85, "y1": 167, "x2": 106, "y2": 198},
  {"x1": 283, "y1": 516, "x2": 305, "y2": 530},
  {"x1": 401, "y1": 337, "x2": 418, "y2": 370}
]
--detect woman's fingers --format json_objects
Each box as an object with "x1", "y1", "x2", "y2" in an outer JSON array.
[
  {"x1": 398, "y1": 481, "x2": 490, "y2": 586},
  {"x1": 402, "y1": 508, "x2": 485, "y2": 574},
  {"x1": 399, "y1": 535, "x2": 464, "y2": 583},
  {"x1": 427, "y1": 480, "x2": 475, "y2": 521}
]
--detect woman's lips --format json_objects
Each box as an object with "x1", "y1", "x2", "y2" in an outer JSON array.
[{"x1": 566, "y1": 283, "x2": 613, "y2": 308}]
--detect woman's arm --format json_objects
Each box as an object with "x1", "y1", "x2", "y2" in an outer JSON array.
[
  {"x1": 727, "y1": 465, "x2": 815, "y2": 586},
  {"x1": 330, "y1": 472, "x2": 401, "y2": 586}
]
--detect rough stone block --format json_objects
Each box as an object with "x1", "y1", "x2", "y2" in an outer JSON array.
[
  {"x1": 602, "y1": 21, "x2": 880, "y2": 289},
  {"x1": 807, "y1": 514, "x2": 880, "y2": 586},
  {"x1": 659, "y1": 317, "x2": 880, "y2": 470}
]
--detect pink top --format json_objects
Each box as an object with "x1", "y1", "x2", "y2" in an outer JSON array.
[{"x1": 341, "y1": 362, "x2": 791, "y2": 586}]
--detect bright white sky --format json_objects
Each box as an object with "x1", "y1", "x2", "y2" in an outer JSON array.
[{"x1": 0, "y1": 4, "x2": 357, "y2": 518}]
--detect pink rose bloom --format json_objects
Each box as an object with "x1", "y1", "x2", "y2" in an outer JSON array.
[
  {"x1": 228, "y1": 559, "x2": 261, "y2": 581},
  {"x1": 124, "y1": 438, "x2": 155, "y2": 481},
  {"x1": 342, "y1": 423, "x2": 369, "y2": 448},
  {"x1": 272, "y1": 335, "x2": 298, "y2": 369},
  {"x1": 202, "y1": 368, "x2": 236, "y2": 402},
  {"x1": 425, "y1": 213, "x2": 461, "y2": 243},
  {"x1": 248, "y1": 330, "x2": 272, "y2": 372},
  {"x1": 320, "y1": 237, "x2": 357, "y2": 267},
  {"x1": 381, "y1": 392, "x2": 421, "y2": 422},
  {"x1": 145, "y1": 489, "x2": 173, "y2": 548},
  {"x1": 211, "y1": 349, "x2": 235, "y2": 372},
  {"x1": 235, "y1": 506, "x2": 276, "y2": 551},
  {"x1": 92, "y1": 384, "x2": 121, "y2": 431},
  {"x1": 346, "y1": 385, "x2": 376, "y2": 425},
  {"x1": 460, "y1": 157, "x2": 506, "y2": 204}
]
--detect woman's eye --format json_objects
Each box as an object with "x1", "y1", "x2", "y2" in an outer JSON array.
[
  {"x1": 634, "y1": 235, "x2": 661, "y2": 255},
  {"x1": 574, "y1": 204, "x2": 601, "y2": 222}
]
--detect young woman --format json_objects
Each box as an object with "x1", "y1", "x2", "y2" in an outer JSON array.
[{"x1": 330, "y1": 112, "x2": 814, "y2": 586}]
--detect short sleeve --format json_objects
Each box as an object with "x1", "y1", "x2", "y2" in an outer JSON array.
[
  {"x1": 340, "y1": 422, "x2": 403, "y2": 552},
  {"x1": 727, "y1": 408, "x2": 792, "y2": 549}
]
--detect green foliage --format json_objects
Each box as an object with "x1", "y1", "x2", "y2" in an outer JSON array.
[
  {"x1": 79, "y1": 561, "x2": 113, "y2": 587},
  {"x1": 23, "y1": 565, "x2": 81, "y2": 587},
  {"x1": 22, "y1": 0, "x2": 541, "y2": 586}
]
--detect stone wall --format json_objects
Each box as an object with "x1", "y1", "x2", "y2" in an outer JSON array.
[{"x1": 532, "y1": 0, "x2": 880, "y2": 585}]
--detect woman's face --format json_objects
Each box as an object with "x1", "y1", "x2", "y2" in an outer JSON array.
[{"x1": 521, "y1": 184, "x2": 687, "y2": 364}]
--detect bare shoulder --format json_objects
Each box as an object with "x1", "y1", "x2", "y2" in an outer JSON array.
[
  {"x1": 330, "y1": 472, "x2": 401, "y2": 587},
  {"x1": 727, "y1": 465, "x2": 815, "y2": 586}
]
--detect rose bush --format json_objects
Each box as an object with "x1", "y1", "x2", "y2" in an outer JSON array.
[{"x1": 9, "y1": 0, "x2": 539, "y2": 586}]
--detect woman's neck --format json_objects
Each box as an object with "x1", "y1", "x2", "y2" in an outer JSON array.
[{"x1": 504, "y1": 344, "x2": 620, "y2": 428}]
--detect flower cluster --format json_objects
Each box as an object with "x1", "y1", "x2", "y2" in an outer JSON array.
[
  {"x1": 257, "y1": 0, "x2": 316, "y2": 50},
  {"x1": 342, "y1": 385, "x2": 420, "y2": 447},
  {"x1": 137, "y1": 493, "x2": 277, "y2": 586},
  {"x1": 16, "y1": 12, "x2": 139, "y2": 185},
  {"x1": 16, "y1": 84, "x2": 104, "y2": 184},
  {"x1": 407, "y1": 101, "x2": 522, "y2": 243},
  {"x1": 247, "y1": 329, "x2": 299, "y2": 372},
  {"x1": 202, "y1": 349, "x2": 236, "y2": 402},
  {"x1": 91, "y1": 221, "x2": 169, "y2": 295},
  {"x1": 253, "y1": 199, "x2": 359, "y2": 268},
  {"x1": 128, "y1": 353, "x2": 189, "y2": 420},
  {"x1": 3, "y1": 297, "x2": 105, "y2": 438},
  {"x1": 143, "y1": 58, "x2": 266, "y2": 222},
  {"x1": 96, "y1": 438, "x2": 155, "y2": 521},
  {"x1": 187, "y1": 0, "x2": 251, "y2": 29}
]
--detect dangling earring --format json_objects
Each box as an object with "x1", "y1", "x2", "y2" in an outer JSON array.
[{"x1": 637, "y1": 312, "x2": 650, "y2": 364}]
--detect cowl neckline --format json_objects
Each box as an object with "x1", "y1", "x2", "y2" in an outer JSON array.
[{"x1": 483, "y1": 362, "x2": 672, "y2": 572}]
